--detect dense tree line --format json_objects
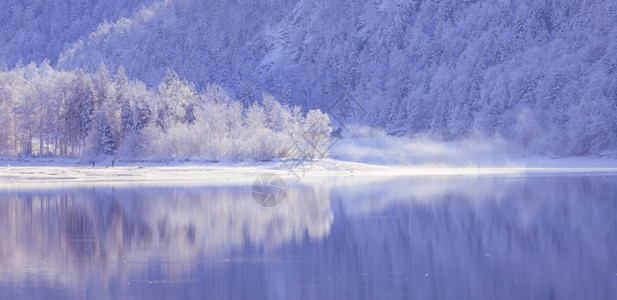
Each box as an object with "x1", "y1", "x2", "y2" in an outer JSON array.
[
  {"x1": 0, "y1": 62, "x2": 331, "y2": 160},
  {"x1": 56, "y1": 0, "x2": 617, "y2": 155},
  {"x1": 0, "y1": 0, "x2": 155, "y2": 67},
  {"x1": 1, "y1": 0, "x2": 616, "y2": 155}
]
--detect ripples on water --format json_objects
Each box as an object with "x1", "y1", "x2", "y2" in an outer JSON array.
[{"x1": 0, "y1": 175, "x2": 616, "y2": 299}]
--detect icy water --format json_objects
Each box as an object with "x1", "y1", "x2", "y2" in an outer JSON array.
[{"x1": 1, "y1": 174, "x2": 616, "y2": 299}]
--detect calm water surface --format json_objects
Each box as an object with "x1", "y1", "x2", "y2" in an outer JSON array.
[{"x1": 1, "y1": 175, "x2": 616, "y2": 299}]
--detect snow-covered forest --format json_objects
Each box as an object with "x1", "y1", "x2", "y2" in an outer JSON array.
[
  {"x1": 0, "y1": 62, "x2": 331, "y2": 160},
  {"x1": 0, "y1": 0, "x2": 616, "y2": 156}
]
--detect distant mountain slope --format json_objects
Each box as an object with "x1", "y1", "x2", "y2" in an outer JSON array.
[
  {"x1": 0, "y1": 0, "x2": 154, "y2": 67},
  {"x1": 58, "y1": 0, "x2": 296, "y2": 97},
  {"x1": 5, "y1": 0, "x2": 617, "y2": 154}
]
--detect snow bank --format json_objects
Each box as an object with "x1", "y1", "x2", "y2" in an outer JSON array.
[{"x1": 0, "y1": 136, "x2": 616, "y2": 189}]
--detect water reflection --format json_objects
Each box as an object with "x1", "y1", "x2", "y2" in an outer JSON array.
[
  {"x1": 0, "y1": 175, "x2": 616, "y2": 299},
  {"x1": 0, "y1": 184, "x2": 332, "y2": 297}
]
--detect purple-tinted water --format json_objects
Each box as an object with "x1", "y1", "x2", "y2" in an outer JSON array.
[{"x1": 1, "y1": 175, "x2": 616, "y2": 299}]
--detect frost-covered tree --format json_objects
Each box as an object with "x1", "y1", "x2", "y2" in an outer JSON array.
[
  {"x1": 87, "y1": 110, "x2": 116, "y2": 157},
  {"x1": 117, "y1": 80, "x2": 152, "y2": 157},
  {"x1": 0, "y1": 67, "x2": 24, "y2": 156},
  {"x1": 262, "y1": 92, "x2": 294, "y2": 133},
  {"x1": 158, "y1": 69, "x2": 198, "y2": 126},
  {"x1": 114, "y1": 66, "x2": 133, "y2": 145},
  {"x1": 65, "y1": 70, "x2": 96, "y2": 156},
  {"x1": 0, "y1": 63, "x2": 334, "y2": 161},
  {"x1": 298, "y1": 110, "x2": 332, "y2": 159},
  {"x1": 243, "y1": 102, "x2": 279, "y2": 160}
]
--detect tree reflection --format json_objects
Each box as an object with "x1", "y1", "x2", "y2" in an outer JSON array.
[
  {"x1": 0, "y1": 184, "x2": 333, "y2": 285},
  {"x1": 0, "y1": 175, "x2": 616, "y2": 299}
]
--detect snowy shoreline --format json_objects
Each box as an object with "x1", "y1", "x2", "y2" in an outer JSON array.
[{"x1": 1, "y1": 155, "x2": 616, "y2": 189}]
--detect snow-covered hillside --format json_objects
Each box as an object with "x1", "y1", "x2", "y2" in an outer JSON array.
[
  {"x1": 1, "y1": 0, "x2": 616, "y2": 155},
  {"x1": 0, "y1": 0, "x2": 155, "y2": 67}
]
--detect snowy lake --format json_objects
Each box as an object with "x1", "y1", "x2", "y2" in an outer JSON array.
[{"x1": 1, "y1": 174, "x2": 616, "y2": 299}]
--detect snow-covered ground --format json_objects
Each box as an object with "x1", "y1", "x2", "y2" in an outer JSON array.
[{"x1": 0, "y1": 136, "x2": 616, "y2": 188}]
